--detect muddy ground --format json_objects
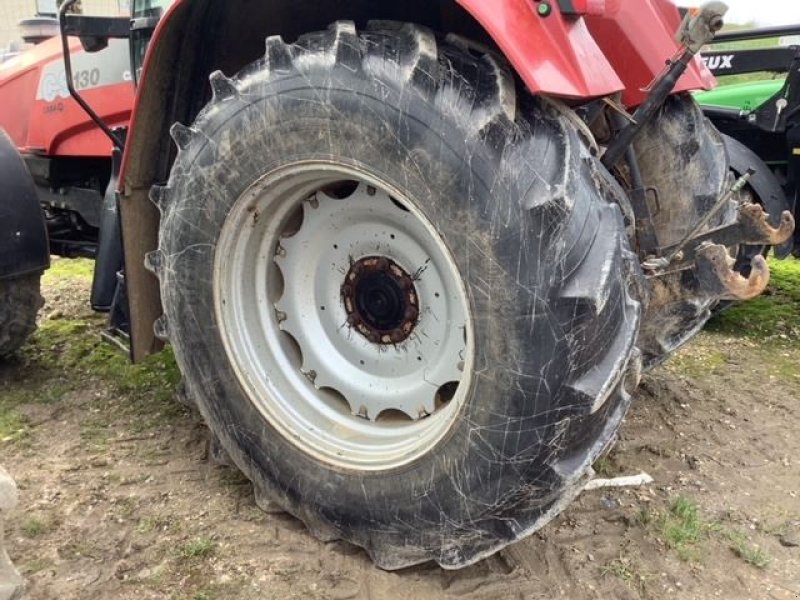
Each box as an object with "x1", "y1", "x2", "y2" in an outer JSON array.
[{"x1": 1, "y1": 259, "x2": 799, "y2": 599}]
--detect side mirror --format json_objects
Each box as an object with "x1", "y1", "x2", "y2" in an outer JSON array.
[
  {"x1": 64, "y1": 15, "x2": 131, "y2": 52},
  {"x1": 59, "y1": 0, "x2": 130, "y2": 53}
]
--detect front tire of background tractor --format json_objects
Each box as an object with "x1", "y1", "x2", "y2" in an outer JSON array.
[
  {"x1": 149, "y1": 22, "x2": 644, "y2": 569},
  {"x1": 0, "y1": 273, "x2": 43, "y2": 359}
]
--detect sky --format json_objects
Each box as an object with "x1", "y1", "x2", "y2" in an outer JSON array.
[{"x1": 721, "y1": 0, "x2": 800, "y2": 26}]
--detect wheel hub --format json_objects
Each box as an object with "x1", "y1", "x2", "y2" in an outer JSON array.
[{"x1": 343, "y1": 256, "x2": 419, "y2": 344}]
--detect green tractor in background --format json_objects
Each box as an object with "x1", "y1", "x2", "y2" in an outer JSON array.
[{"x1": 697, "y1": 24, "x2": 800, "y2": 265}]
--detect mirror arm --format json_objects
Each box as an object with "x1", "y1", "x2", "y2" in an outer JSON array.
[{"x1": 58, "y1": 0, "x2": 125, "y2": 151}]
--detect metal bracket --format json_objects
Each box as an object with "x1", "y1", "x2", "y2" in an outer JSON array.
[{"x1": 645, "y1": 203, "x2": 794, "y2": 272}]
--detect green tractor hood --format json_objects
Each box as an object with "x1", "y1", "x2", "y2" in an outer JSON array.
[{"x1": 694, "y1": 79, "x2": 784, "y2": 113}]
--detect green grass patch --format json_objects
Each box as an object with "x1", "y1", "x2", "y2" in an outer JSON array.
[
  {"x1": 707, "y1": 258, "x2": 800, "y2": 340},
  {"x1": 0, "y1": 410, "x2": 29, "y2": 444},
  {"x1": 1, "y1": 328, "x2": 72, "y2": 445},
  {"x1": 29, "y1": 316, "x2": 182, "y2": 409},
  {"x1": 80, "y1": 417, "x2": 111, "y2": 449},
  {"x1": 21, "y1": 515, "x2": 50, "y2": 538},
  {"x1": 654, "y1": 496, "x2": 774, "y2": 568},
  {"x1": 715, "y1": 72, "x2": 785, "y2": 87},
  {"x1": 137, "y1": 515, "x2": 180, "y2": 535},
  {"x1": 592, "y1": 456, "x2": 616, "y2": 478},
  {"x1": 6, "y1": 258, "x2": 185, "y2": 436},
  {"x1": 659, "y1": 496, "x2": 718, "y2": 562},
  {"x1": 712, "y1": 23, "x2": 781, "y2": 52},
  {"x1": 42, "y1": 258, "x2": 94, "y2": 284},
  {"x1": 178, "y1": 537, "x2": 217, "y2": 559},
  {"x1": 2, "y1": 313, "x2": 184, "y2": 447},
  {"x1": 725, "y1": 530, "x2": 771, "y2": 568},
  {"x1": 703, "y1": 24, "x2": 786, "y2": 88}
]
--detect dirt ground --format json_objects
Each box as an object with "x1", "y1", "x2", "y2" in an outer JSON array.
[{"x1": 1, "y1": 260, "x2": 799, "y2": 600}]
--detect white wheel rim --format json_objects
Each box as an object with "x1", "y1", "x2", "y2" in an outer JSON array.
[{"x1": 214, "y1": 163, "x2": 474, "y2": 470}]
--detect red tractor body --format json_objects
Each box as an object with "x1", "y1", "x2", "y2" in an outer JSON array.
[{"x1": 0, "y1": 36, "x2": 132, "y2": 157}]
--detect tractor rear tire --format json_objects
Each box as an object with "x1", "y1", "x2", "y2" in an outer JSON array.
[
  {"x1": 0, "y1": 273, "x2": 43, "y2": 358},
  {"x1": 150, "y1": 22, "x2": 644, "y2": 569}
]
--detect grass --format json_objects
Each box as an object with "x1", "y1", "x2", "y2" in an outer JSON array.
[
  {"x1": 707, "y1": 258, "x2": 800, "y2": 340},
  {"x1": 659, "y1": 496, "x2": 716, "y2": 562},
  {"x1": 137, "y1": 515, "x2": 180, "y2": 534},
  {"x1": 21, "y1": 515, "x2": 49, "y2": 538},
  {"x1": 178, "y1": 537, "x2": 217, "y2": 559},
  {"x1": 654, "y1": 496, "x2": 773, "y2": 569},
  {"x1": 26, "y1": 315, "x2": 181, "y2": 412},
  {"x1": 28, "y1": 317, "x2": 182, "y2": 405},
  {"x1": 726, "y1": 530, "x2": 772, "y2": 568},
  {"x1": 704, "y1": 23, "x2": 786, "y2": 87},
  {"x1": 42, "y1": 257, "x2": 94, "y2": 283},
  {"x1": 59, "y1": 540, "x2": 97, "y2": 560},
  {"x1": 0, "y1": 345, "x2": 70, "y2": 445},
  {"x1": 601, "y1": 551, "x2": 651, "y2": 595},
  {"x1": 1, "y1": 260, "x2": 184, "y2": 451},
  {"x1": 114, "y1": 496, "x2": 139, "y2": 519},
  {"x1": 0, "y1": 410, "x2": 28, "y2": 444},
  {"x1": 592, "y1": 455, "x2": 620, "y2": 478},
  {"x1": 23, "y1": 558, "x2": 53, "y2": 575}
]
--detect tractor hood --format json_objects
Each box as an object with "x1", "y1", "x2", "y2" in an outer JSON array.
[
  {"x1": 695, "y1": 78, "x2": 785, "y2": 113},
  {"x1": 0, "y1": 35, "x2": 133, "y2": 157},
  {"x1": 0, "y1": 35, "x2": 65, "y2": 80}
]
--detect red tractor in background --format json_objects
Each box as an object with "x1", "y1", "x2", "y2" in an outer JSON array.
[
  {"x1": 0, "y1": 0, "x2": 133, "y2": 350},
  {"x1": 0, "y1": 0, "x2": 795, "y2": 569}
]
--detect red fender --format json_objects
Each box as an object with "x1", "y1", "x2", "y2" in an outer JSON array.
[
  {"x1": 454, "y1": 0, "x2": 624, "y2": 98},
  {"x1": 584, "y1": 0, "x2": 715, "y2": 106},
  {"x1": 454, "y1": 0, "x2": 712, "y2": 104}
]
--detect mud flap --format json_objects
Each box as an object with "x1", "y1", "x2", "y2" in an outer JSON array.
[
  {"x1": 0, "y1": 129, "x2": 49, "y2": 280},
  {"x1": 632, "y1": 96, "x2": 754, "y2": 365}
]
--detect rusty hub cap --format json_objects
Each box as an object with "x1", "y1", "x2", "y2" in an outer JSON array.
[{"x1": 342, "y1": 256, "x2": 419, "y2": 344}]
